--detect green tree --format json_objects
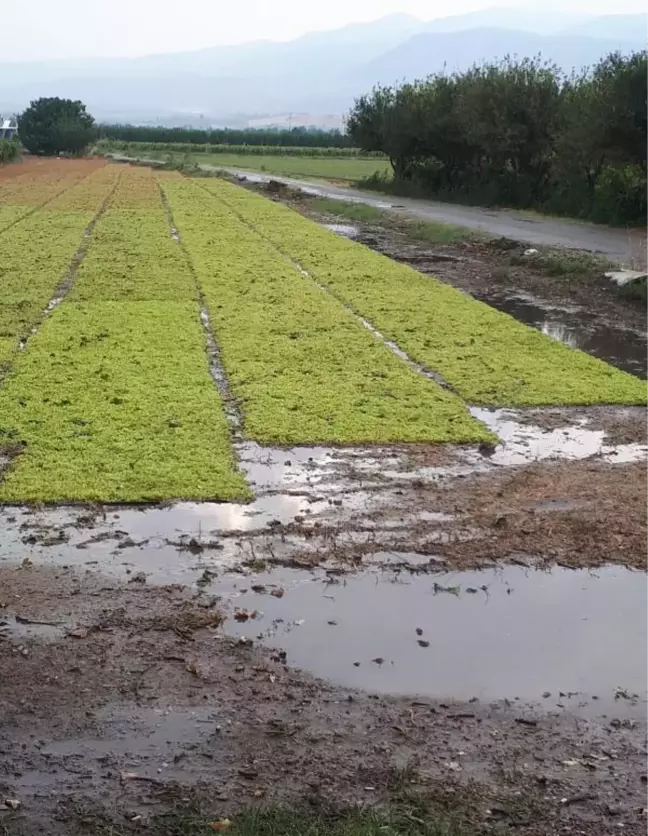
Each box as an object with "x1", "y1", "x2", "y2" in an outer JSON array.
[{"x1": 19, "y1": 97, "x2": 96, "y2": 155}]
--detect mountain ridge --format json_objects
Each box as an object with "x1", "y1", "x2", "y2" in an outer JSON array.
[{"x1": 0, "y1": 9, "x2": 645, "y2": 126}]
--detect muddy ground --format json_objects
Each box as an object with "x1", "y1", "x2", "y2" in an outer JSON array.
[{"x1": 1, "y1": 176, "x2": 646, "y2": 834}]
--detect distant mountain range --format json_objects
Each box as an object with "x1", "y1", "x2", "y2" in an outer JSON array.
[{"x1": 0, "y1": 8, "x2": 645, "y2": 128}]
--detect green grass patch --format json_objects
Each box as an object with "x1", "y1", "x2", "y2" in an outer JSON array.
[
  {"x1": 0, "y1": 301, "x2": 250, "y2": 503},
  {"x1": 309, "y1": 196, "x2": 384, "y2": 223},
  {"x1": 618, "y1": 276, "x2": 647, "y2": 304},
  {"x1": 306, "y1": 198, "x2": 474, "y2": 245},
  {"x1": 508, "y1": 247, "x2": 614, "y2": 277},
  {"x1": 162, "y1": 177, "x2": 492, "y2": 444},
  {"x1": 401, "y1": 218, "x2": 474, "y2": 246},
  {"x1": 148, "y1": 151, "x2": 392, "y2": 183},
  {"x1": 209, "y1": 180, "x2": 646, "y2": 406},
  {"x1": 138, "y1": 806, "x2": 468, "y2": 836}
]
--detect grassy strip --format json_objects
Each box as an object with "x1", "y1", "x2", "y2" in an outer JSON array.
[
  {"x1": 143, "y1": 151, "x2": 392, "y2": 182},
  {"x1": 308, "y1": 197, "x2": 475, "y2": 244},
  {"x1": 0, "y1": 302, "x2": 250, "y2": 502},
  {"x1": 131, "y1": 806, "x2": 469, "y2": 836},
  {"x1": 161, "y1": 177, "x2": 492, "y2": 444},
  {"x1": 70, "y1": 168, "x2": 196, "y2": 301},
  {"x1": 0, "y1": 166, "x2": 122, "y2": 356},
  {"x1": 208, "y1": 180, "x2": 645, "y2": 406}
]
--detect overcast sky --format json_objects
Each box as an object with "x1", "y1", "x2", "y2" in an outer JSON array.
[{"x1": 4, "y1": 0, "x2": 646, "y2": 62}]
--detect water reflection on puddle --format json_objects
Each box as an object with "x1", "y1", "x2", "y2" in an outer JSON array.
[
  {"x1": 323, "y1": 223, "x2": 359, "y2": 238},
  {"x1": 471, "y1": 407, "x2": 647, "y2": 466},
  {"x1": 220, "y1": 564, "x2": 647, "y2": 716}
]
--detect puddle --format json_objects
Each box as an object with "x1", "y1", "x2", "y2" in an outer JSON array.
[
  {"x1": 0, "y1": 613, "x2": 67, "y2": 642},
  {"x1": 471, "y1": 407, "x2": 647, "y2": 466},
  {"x1": 218, "y1": 564, "x2": 647, "y2": 717},
  {"x1": 476, "y1": 291, "x2": 647, "y2": 378},
  {"x1": 324, "y1": 223, "x2": 359, "y2": 238}
]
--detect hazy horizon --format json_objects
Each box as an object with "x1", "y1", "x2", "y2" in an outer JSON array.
[{"x1": 4, "y1": 0, "x2": 646, "y2": 62}]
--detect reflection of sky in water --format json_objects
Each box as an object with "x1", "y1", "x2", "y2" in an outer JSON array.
[
  {"x1": 226, "y1": 564, "x2": 648, "y2": 714},
  {"x1": 470, "y1": 407, "x2": 647, "y2": 466},
  {"x1": 541, "y1": 320, "x2": 582, "y2": 349}
]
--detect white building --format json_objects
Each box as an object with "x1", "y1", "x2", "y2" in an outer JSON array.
[{"x1": 0, "y1": 117, "x2": 18, "y2": 140}]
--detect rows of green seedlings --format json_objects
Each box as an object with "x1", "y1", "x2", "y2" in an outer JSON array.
[
  {"x1": 99, "y1": 139, "x2": 384, "y2": 158},
  {"x1": 205, "y1": 180, "x2": 646, "y2": 406},
  {"x1": 161, "y1": 176, "x2": 492, "y2": 445},
  {"x1": 0, "y1": 167, "x2": 249, "y2": 502},
  {"x1": 0, "y1": 165, "x2": 121, "y2": 368}
]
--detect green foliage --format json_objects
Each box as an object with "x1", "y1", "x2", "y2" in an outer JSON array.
[
  {"x1": 309, "y1": 197, "x2": 384, "y2": 222},
  {"x1": 619, "y1": 277, "x2": 647, "y2": 304},
  {"x1": 214, "y1": 180, "x2": 646, "y2": 406},
  {"x1": 0, "y1": 302, "x2": 249, "y2": 502},
  {"x1": 0, "y1": 138, "x2": 20, "y2": 163},
  {"x1": 309, "y1": 197, "x2": 473, "y2": 243},
  {"x1": 19, "y1": 97, "x2": 97, "y2": 156},
  {"x1": 100, "y1": 124, "x2": 353, "y2": 148},
  {"x1": 163, "y1": 177, "x2": 492, "y2": 444},
  {"x1": 348, "y1": 52, "x2": 648, "y2": 226}
]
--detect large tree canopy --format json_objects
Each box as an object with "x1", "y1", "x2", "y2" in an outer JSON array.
[
  {"x1": 19, "y1": 97, "x2": 96, "y2": 156},
  {"x1": 347, "y1": 51, "x2": 647, "y2": 225}
]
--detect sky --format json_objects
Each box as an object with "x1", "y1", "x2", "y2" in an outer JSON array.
[{"x1": 4, "y1": 0, "x2": 646, "y2": 62}]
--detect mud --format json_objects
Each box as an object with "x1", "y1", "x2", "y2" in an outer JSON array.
[{"x1": 1, "y1": 564, "x2": 646, "y2": 835}]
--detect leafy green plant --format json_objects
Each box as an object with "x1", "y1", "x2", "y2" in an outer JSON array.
[{"x1": 0, "y1": 138, "x2": 20, "y2": 164}]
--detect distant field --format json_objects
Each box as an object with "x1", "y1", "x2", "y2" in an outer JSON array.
[
  {"x1": 134, "y1": 150, "x2": 392, "y2": 183},
  {"x1": 198, "y1": 153, "x2": 392, "y2": 181}
]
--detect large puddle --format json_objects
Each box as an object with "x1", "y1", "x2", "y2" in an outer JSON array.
[
  {"x1": 472, "y1": 291, "x2": 646, "y2": 379},
  {"x1": 217, "y1": 564, "x2": 647, "y2": 717}
]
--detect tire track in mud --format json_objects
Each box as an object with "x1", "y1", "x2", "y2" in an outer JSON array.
[
  {"x1": 5, "y1": 169, "x2": 124, "y2": 367},
  {"x1": 156, "y1": 177, "x2": 245, "y2": 436},
  {"x1": 0, "y1": 161, "x2": 108, "y2": 237}
]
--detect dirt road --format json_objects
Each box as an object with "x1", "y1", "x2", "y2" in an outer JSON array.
[{"x1": 221, "y1": 166, "x2": 645, "y2": 262}]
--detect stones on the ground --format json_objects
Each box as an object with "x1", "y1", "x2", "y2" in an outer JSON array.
[
  {"x1": 270, "y1": 588, "x2": 284, "y2": 598},
  {"x1": 415, "y1": 627, "x2": 423, "y2": 635},
  {"x1": 417, "y1": 640, "x2": 430, "y2": 648},
  {"x1": 372, "y1": 657, "x2": 384, "y2": 665},
  {"x1": 4, "y1": 799, "x2": 20, "y2": 810}
]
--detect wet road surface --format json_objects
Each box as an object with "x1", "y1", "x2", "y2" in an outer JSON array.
[{"x1": 220, "y1": 167, "x2": 645, "y2": 262}]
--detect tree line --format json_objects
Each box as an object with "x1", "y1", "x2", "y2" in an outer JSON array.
[
  {"x1": 347, "y1": 52, "x2": 647, "y2": 225},
  {"x1": 99, "y1": 125, "x2": 353, "y2": 148}
]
